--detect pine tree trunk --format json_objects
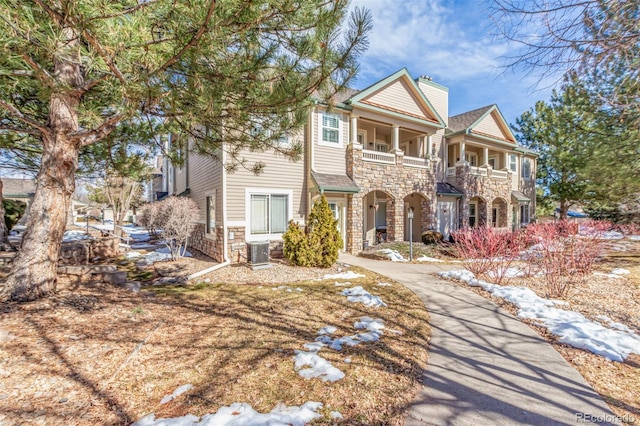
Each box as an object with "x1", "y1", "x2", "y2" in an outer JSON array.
[
  {"x1": 1, "y1": 26, "x2": 81, "y2": 302},
  {"x1": 0, "y1": 179, "x2": 10, "y2": 249},
  {"x1": 2, "y1": 134, "x2": 79, "y2": 301},
  {"x1": 559, "y1": 201, "x2": 569, "y2": 220}
]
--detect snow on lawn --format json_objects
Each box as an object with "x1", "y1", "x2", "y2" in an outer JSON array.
[
  {"x1": 272, "y1": 286, "x2": 303, "y2": 292},
  {"x1": 341, "y1": 286, "x2": 387, "y2": 308},
  {"x1": 611, "y1": 268, "x2": 630, "y2": 275},
  {"x1": 160, "y1": 384, "x2": 193, "y2": 404},
  {"x1": 62, "y1": 230, "x2": 91, "y2": 242},
  {"x1": 377, "y1": 248, "x2": 406, "y2": 262},
  {"x1": 293, "y1": 350, "x2": 345, "y2": 382},
  {"x1": 487, "y1": 267, "x2": 527, "y2": 279},
  {"x1": 416, "y1": 255, "x2": 444, "y2": 263},
  {"x1": 323, "y1": 271, "x2": 364, "y2": 280},
  {"x1": 628, "y1": 235, "x2": 640, "y2": 241},
  {"x1": 132, "y1": 401, "x2": 323, "y2": 426},
  {"x1": 440, "y1": 270, "x2": 640, "y2": 362},
  {"x1": 123, "y1": 225, "x2": 153, "y2": 242},
  {"x1": 125, "y1": 247, "x2": 192, "y2": 265},
  {"x1": 314, "y1": 318, "x2": 385, "y2": 350}
]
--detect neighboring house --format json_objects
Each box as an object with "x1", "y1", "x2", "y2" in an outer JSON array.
[{"x1": 162, "y1": 68, "x2": 537, "y2": 263}]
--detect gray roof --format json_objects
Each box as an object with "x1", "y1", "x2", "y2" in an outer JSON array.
[
  {"x1": 448, "y1": 105, "x2": 494, "y2": 133},
  {"x1": 2, "y1": 178, "x2": 36, "y2": 197},
  {"x1": 436, "y1": 182, "x2": 464, "y2": 197},
  {"x1": 511, "y1": 190, "x2": 531, "y2": 203},
  {"x1": 311, "y1": 172, "x2": 360, "y2": 193},
  {"x1": 313, "y1": 87, "x2": 360, "y2": 105}
]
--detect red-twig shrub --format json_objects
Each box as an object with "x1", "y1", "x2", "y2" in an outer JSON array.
[
  {"x1": 450, "y1": 227, "x2": 528, "y2": 284},
  {"x1": 524, "y1": 221, "x2": 605, "y2": 298}
]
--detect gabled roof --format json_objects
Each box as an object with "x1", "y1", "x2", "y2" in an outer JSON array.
[
  {"x1": 447, "y1": 104, "x2": 517, "y2": 145},
  {"x1": 345, "y1": 68, "x2": 445, "y2": 129}
]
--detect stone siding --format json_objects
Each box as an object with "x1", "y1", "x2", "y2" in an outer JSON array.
[
  {"x1": 346, "y1": 144, "x2": 438, "y2": 253},
  {"x1": 59, "y1": 237, "x2": 119, "y2": 265},
  {"x1": 189, "y1": 223, "x2": 224, "y2": 262}
]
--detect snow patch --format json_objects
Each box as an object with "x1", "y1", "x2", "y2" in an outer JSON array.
[
  {"x1": 132, "y1": 401, "x2": 323, "y2": 426},
  {"x1": 377, "y1": 248, "x2": 406, "y2": 262},
  {"x1": 611, "y1": 268, "x2": 630, "y2": 275},
  {"x1": 323, "y1": 271, "x2": 365, "y2": 280},
  {"x1": 440, "y1": 270, "x2": 640, "y2": 362},
  {"x1": 293, "y1": 351, "x2": 345, "y2": 382},
  {"x1": 341, "y1": 286, "x2": 387, "y2": 307},
  {"x1": 416, "y1": 255, "x2": 444, "y2": 263},
  {"x1": 160, "y1": 384, "x2": 193, "y2": 404}
]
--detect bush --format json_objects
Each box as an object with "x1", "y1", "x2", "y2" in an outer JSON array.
[
  {"x1": 138, "y1": 202, "x2": 160, "y2": 237},
  {"x1": 421, "y1": 230, "x2": 443, "y2": 244},
  {"x1": 524, "y1": 221, "x2": 605, "y2": 298},
  {"x1": 282, "y1": 195, "x2": 342, "y2": 267},
  {"x1": 3, "y1": 199, "x2": 26, "y2": 231}
]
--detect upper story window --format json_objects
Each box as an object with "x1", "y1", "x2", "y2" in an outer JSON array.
[
  {"x1": 319, "y1": 112, "x2": 342, "y2": 146},
  {"x1": 522, "y1": 157, "x2": 532, "y2": 180},
  {"x1": 465, "y1": 152, "x2": 478, "y2": 167},
  {"x1": 509, "y1": 154, "x2": 517, "y2": 172}
]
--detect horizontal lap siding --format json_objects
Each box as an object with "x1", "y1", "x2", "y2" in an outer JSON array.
[
  {"x1": 188, "y1": 150, "x2": 222, "y2": 224},
  {"x1": 367, "y1": 79, "x2": 427, "y2": 119},
  {"x1": 313, "y1": 107, "x2": 348, "y2": 175},
  {"x1": 227, "y1": 142, "x2": 305, "y2": 223},
  {"x1": 474, "y1": 113, "x2": 509, "y2": 140}
]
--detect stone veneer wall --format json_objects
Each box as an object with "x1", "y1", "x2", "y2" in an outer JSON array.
[
  {"x1": 59, "y1": 237, "x2": 119, "y2": 265},
  {"x1": 346, "y1": 144, "x2": 438, "y2": 254},
  {"x1": 189, "y1": 223, "x2": 224, "y2": 262},
  {"x1": 452, "y1": 164, "x2": 514, "y2": 228}
]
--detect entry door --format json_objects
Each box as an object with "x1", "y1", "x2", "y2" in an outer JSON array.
[
  {"x1": 437, "y1": 200, "x2": 456, "y2": 240},
  {"x1": 328, "y1": 201, "x2": 346, "y2": 251}
]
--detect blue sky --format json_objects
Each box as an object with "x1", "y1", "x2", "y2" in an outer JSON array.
[{"x1": 350, "y1": 0, "x2": 561, "y2": 126}]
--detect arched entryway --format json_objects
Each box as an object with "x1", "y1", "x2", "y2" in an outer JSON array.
[
  {"x1": 362, "y1": 190, "x2": 395, "y2": 246},
  {"x1": 491, "y1": 197, "x2": 508, "y2": 228},
  {"x1": 404, "y1": 192, "x2": 430, "y2": 242}
]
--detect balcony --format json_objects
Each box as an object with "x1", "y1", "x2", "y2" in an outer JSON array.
[
  {"x1": 403, "y1": 156, "x2": 430, "y2": 169},
  {"x1": 447, "y1": 163, "x2": 511, "y2": 180},
  {"x1": 362, "y1": 149, "x2": 396, "y2": 164}
]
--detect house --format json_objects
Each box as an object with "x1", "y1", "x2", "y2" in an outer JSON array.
[{"x1": 164, "y1": 68, "x2": 537, "y2": 263}]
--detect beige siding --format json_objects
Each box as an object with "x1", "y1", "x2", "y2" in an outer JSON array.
[
  {"x1": 174, "y1": 163, "x2": 188, "y2": 195},
  {"x1": 313, "y1": 107, "x2": 348, "y2": 175},
  {"x1": 417, "y1": 81, "x2": 448, "y2": 126},
  {"x1": 227, "y1": 137, "x2": 306, "y2": 224},
  {"x1": 188, "y1": 148, "x2": 223, "y2": 225},
  {"x1": 366, "y1": 79, "x2": 427, "y2": 119},
  {"x1": 474, "y1": 112, "x2": 510, "y2": 141}
]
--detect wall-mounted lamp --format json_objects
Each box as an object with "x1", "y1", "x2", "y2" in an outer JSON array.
[{"x1": 369, "y1": 205, "x2": 375, "y2": 210}]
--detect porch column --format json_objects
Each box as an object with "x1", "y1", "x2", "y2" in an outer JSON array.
[
  {"x1": 458, "y1": 142, "x2": 466, "y2": 164},
  {"x1": 504, "y1": 152, "x2": 509, "y2": 170},
  {"x1": 484, "y1": 147, "x2": 489, "y2": 166},
  {"x1": 427, "y1": 135, "x2": 433, "y2": 157},
  {"x1": 351, "y1": 115, "x2": 359, "y2": 145},
  {"x1": 392, "y1": 125, "x2": 400, "y2": 152}
]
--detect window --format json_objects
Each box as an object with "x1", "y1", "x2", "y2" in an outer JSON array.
[
  {"x1": 488, "y1": 156, "x2": 498, "y2": 169},
  {"x1": 522, "y1": 157, "x2": 532, "y2": 179},
  {"x1": 320, "y1": 112, "x2": 341, "y2": 145},
  {"x1": 249, "y1": 193, "x2": 289, "y2": 236},
  {"x1": 206, "y1": 194, "x2": 215, "y2": 234},
  {"x1": 492, "y1": 207, "x2": 498, "y2": 227},
  {"x1": 469, "y1": 202, "x2": 477, "y2": 227},
  {"x1": 509, "y1": 154, "x2": 517, "y2": 172},
  {"x1": 357, "y1": 130, "x2": 367, "y2": 145},
  {"x1": 520, "y1": 204, "x2": 530, "y2": 225},
  {"x1": 375, "y1": 142, "x2": 389, "y2": 153},
  {"x1": 465, "y1": 152, "x2": 478, "y2": 166}
]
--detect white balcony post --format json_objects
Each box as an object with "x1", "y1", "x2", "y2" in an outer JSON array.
[
  {"x1": 351, "y1": 115, "x2": 359, "y2": 145},
  {"x1": 483, "y1": 147, "x2": 489, "y2": 166},
  {"x1": 504, "y1": 152, "x2": 509, "y2": 170},
  {"x1": 427, "y1": 135, "x2": 433, "y2": 158},
  {"x1": 392, "y1": 125, "x2": 400, "y2": 152},
  {"x1": 458, "y1": 142, "x2": 466, "y2": 165}
]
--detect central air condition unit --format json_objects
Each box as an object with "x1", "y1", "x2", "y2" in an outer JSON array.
[{"x1": 247, "y1": 241, "x2": 271, "y2": 270}]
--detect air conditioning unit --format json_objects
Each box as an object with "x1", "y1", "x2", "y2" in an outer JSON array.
[{"x1": 247, "y1": 241, "x2": 270, "y2": 270}]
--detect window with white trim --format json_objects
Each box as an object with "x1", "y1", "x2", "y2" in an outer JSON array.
[
  {"x1": 488, "y1": 156, "x2": 498, "y2": 169},
  {"x1": 469, "y1": 202, "x2": 477, "y2": 227},
  {"x1": 206, "y1": 194, "x2": 215, "y2": 234},
  {"x1": 520, "y1": 204, "x2": 530, "y2": 225},
  {"x1": 250, "y1": 193, "x2": 289, "y2": 236},
  {"x1": 375, "y1": 141, "x2": 389, "y2": 153},
  {"x1": 522, "y1": 157, "x2": 532, "y2": 179},
  {"x1": 465, "y1": 152, "x2": 478, "y2": 166},
  {"x1": 319, "y1": 112, "x2": 341, "y2": 145},
  {"x1": 509, "y1": 154, "x2": 517, "y2": 172}
]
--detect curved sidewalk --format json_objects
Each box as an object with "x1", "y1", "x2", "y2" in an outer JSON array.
[{"x1": 339, "y1": 254, "x2": 617, "y2": 426}]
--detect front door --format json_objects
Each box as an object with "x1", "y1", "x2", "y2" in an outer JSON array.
[
  {"x1": 437, "y1": 200, "x2": 456, "y2": 240},
  {"x1": 328, "y1": 201, "x2": 346, "y2": 251}
]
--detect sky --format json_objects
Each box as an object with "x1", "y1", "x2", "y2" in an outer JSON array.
[{"x1": 349, "y1": 0, "x2": 561, "y2": 126}]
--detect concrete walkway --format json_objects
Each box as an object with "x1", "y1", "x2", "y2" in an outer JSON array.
[{"x1": 339, "y1": 254, "x2": 617, "y2": 426}]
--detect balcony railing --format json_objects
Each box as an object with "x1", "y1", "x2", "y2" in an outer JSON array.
[
  {"x1": 363, "y1": 149, "x2": 396, "y2": 164},
  {"x1": 404, "y1": 156, "x2": 430, "y2": 168},
  {"x1": 492, "y1": 169, "x2": 508, "y2": 179},
  {"x1": 470, "y1": 166, "x2": 488, "y2": 176}
]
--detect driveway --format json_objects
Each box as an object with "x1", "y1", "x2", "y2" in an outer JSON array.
[{"x1": 339, "y1": 254, "x2": 618, "y2": 426}]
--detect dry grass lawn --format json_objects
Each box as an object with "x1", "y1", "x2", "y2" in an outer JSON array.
[{"x1": 0, "y1": 263, "x2": 430, "y2": 425}]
